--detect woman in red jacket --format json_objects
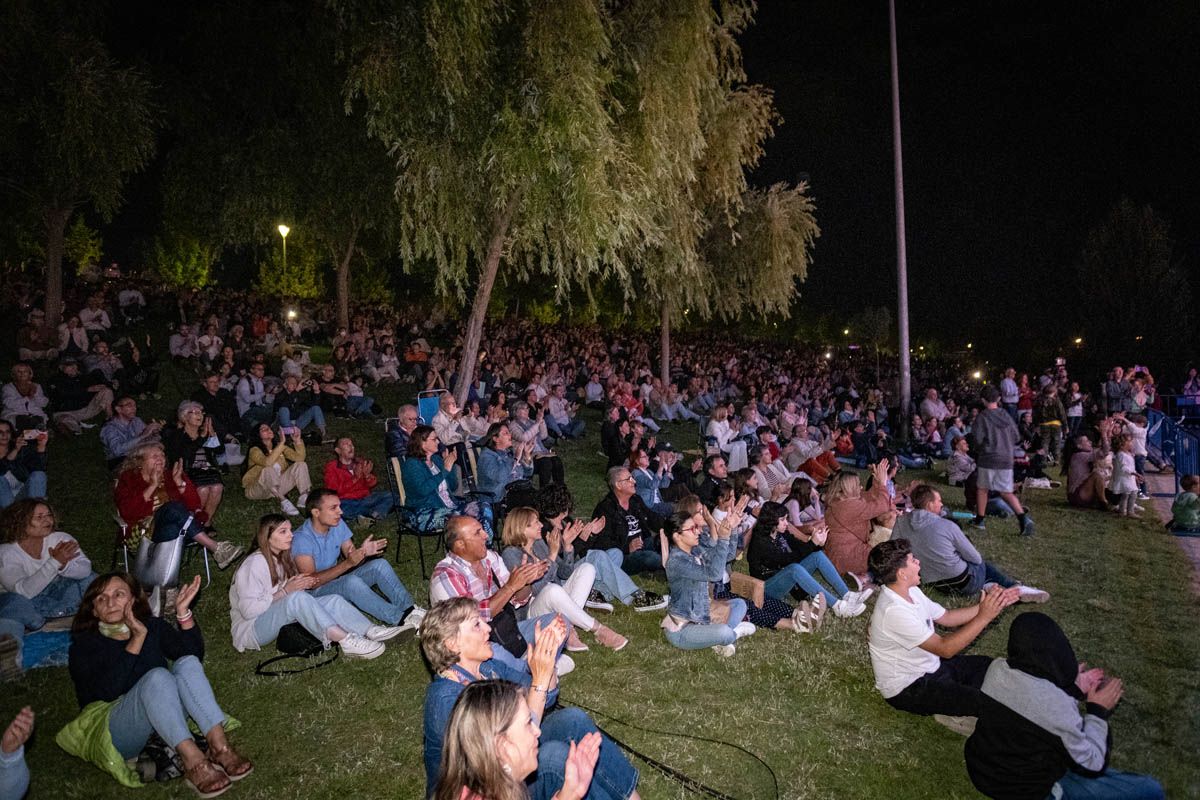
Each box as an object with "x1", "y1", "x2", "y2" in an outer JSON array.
[{"x1": 114, "y1": 443, "x2": 243, "y2": 572}]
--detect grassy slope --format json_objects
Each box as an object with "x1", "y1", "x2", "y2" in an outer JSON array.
[{"x1": 3, "y1": 364, "x2": 1198, "y2": 800}]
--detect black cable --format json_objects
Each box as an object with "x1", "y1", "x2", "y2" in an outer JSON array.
[
  {"x1": 562, "y1": 697, "x2": 779, "y2": 800},
  {"x1": 254, "y1": 645, "x2": 341, "y2": 676}
]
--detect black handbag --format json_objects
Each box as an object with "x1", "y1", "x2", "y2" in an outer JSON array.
[
  {"x1": 487, "y1": 569, "x2": 528, "y2": 659},
  {"x1": 254, "y1": 622, "x2": 340, "y2": 676}
]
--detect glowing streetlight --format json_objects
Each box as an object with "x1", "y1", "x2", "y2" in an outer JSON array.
[
  {"x1": 971, "y1": 370, "x2": 982, "y2": 380},
  {"x1": 1073, "y1": 337, "x2": 1083, "y2": 345},
  {"x1": 843, "y1": 328, "x2": 850, "y2": 336},
  {"x1": 824, "y1": 351, "x2": 832, "y2": 360},
  {"x1": 277, "y1": 224, "x2": 290, "y2": 273},
  {"x1": 966, "y1": 342, "x2": 973, "y2": 349}
]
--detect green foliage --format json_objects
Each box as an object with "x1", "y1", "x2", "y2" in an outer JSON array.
[
  {"x1": 850, "y1": 305, "x2": 894, "y2": 354},
  {"x1": 0, "y1": 1, "x2": 158, "y2": 218},
  {"x1": 151, "y1": 234, "x2": 214, "y2": 289},
  {"x1": 64, "y1": 218, "x2": 103, "y2": 275},
  {"x1": 255, "y1": 240, "x2": 324, "y2": 300},
  {"x1": 1077, "y1": 198, "x2": 1192, "y2": 367}
]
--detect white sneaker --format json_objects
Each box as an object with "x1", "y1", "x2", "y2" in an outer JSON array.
[
  {"x1": 296, "y1": 492, "x2": 308, "y2": 508},
  {"x1": 932, "y1": 714, "x2": 977, "y2": 736},
  {"x1": 711, "y1": 643, "x2": 736, "y2": 657},
  {"x1": 365, "y1": 625, "x2": 411, "y2": 642},
  {"x1": 402, "y1": 606, "x2": 427, "y2": 629},
  {"x1": 339, "y1": 633, "x2": 385, "y2": 659},
  {"x1": 280, "y1": 498, "x2": 300, "y2": 516},
  {"x1": 733, "y1": 621, "x2": 757, "y2": 639},
  {"x1": 1016, "y1": 585, "x2": 1051, "y2": 604},
  {"x1": 832, "y1": 598, "x2": 866, "y2": 618},
  {"x1": 555, "y1": 654, "x2": 575, "y2": 676},
  {"x1": 843, "y1": 587, "x2": 875, "y2": 606}
]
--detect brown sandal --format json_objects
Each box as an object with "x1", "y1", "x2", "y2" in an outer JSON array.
[
  {"x1": 185, "y1": 758, "x2": 231, "y2": 798},
  {"x1": 210, "y1": 744, "x2": 255, "y2": 780}
]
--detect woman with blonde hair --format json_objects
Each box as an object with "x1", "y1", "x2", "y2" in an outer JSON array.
[
  {"x1": 433, "y1": 680, "x2": 600, "y2": 800},
  {"x1": 499, "y1": 508, "x2": 627, "y2": 653},
  {"x1": 706, "y1": 405, "x2": 748, "y2": 470},
  {"x1": 823, "y1": 459, "x2": 896, "y2": 586},
  {"x1": 228, "y1": 514, "x2": 400, "y2": 658},
  {"x1": 420, "y1": 598, "x2": 637, "y2": 800}
]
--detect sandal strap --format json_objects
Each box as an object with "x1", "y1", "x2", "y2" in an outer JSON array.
[{"x1": 186, "y1": 759, "x2": 230, "y2": 794}]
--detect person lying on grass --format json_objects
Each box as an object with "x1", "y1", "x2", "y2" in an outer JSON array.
[
  {"x1": 420, "y1": 598, "x2": 639, "y2": 800},
  {"x1": 230, "y1": 514, "x2": 411, "y2": 660},
  {"x1": 866, "y1": 539, "x2": 1019, "y2": 734},
  {"x1": 68, "y1": 573, "x2": 252, "y2": 798}
]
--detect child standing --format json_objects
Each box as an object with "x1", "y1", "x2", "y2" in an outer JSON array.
[{"x1": 1110, "y1": 433, "x2": 1140, "y2": 517}]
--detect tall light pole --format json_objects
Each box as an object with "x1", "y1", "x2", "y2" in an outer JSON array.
[
  {"x1": 277, "y1": 224, "x2": 290, "y2": 273},
  {"x1": 889, "y1": 0, "x2": 912, "y2": 437}
]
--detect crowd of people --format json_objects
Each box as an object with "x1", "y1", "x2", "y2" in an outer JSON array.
[{"x1": 0, "y1": 278, "x2": 1179, "y2": 799}]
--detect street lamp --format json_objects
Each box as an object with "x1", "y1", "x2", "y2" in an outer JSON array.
[{"x1": 277, "y1": 224, "x2": 290, "y2": 272}]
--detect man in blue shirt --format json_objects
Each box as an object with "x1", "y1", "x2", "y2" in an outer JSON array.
[{"x1": 293, "y1": 489, "x2": 423, "y2": 629}]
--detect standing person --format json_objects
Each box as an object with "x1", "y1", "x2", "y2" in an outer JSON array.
[
  {"x1": 292, "y1": 489, "x2": 422, "y2": 629},
  {"x1": 229, "y1": 515, "x2": 402, "y2": 659},
  {"x1": 866, "y1": 539, "x2": 1019, "y2": 732},
  {"x1": 969, "y1": 385, "x2": 1035, "y2": 535},
  {"x1": 1033, "y1": 383, "x2": 1066, "y2": 463},
  {"x1": 999, "y1": 368, "x2": 1020, "y2": 423},
  {"x1": 67, "y1": 573, "x2": 252, "y2": 798},
  {"x1": 1109, "y1": 434, "x2": 1140, "y2": 518},
  {"x1": 1064, "y1": 381, "x2": 1085, "y2": 441},
  {"x1": 1102, "y1": 367, "x2": 1132, "y2": 417},
  {"x1": 964, "y1": 612, "x2": 1164, "y2": 800}
]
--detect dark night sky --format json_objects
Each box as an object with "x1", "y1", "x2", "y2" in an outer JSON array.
[{"x1": 740, "y1": 0, "x2": 1200, "y2": 357}]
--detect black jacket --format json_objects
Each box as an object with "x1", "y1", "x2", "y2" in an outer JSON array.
[
  {"x1": 69, "y1": 617, "x2": 205, "y2": 708},
  {"x1": 583, "y1": 492, "x2": 666, "y2": 556}
]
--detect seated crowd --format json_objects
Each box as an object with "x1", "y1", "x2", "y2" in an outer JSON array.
[{"x1": 0, "y1": 281, "x2": 1173, "y2": 800}]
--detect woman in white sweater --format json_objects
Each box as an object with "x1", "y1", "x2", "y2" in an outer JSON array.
[
  {"x1": 0, "y1": 499, "x2": 95, "y2": 628},
  {"x1": 228, "y1": 515, "x2": 406, "y2": 659}
]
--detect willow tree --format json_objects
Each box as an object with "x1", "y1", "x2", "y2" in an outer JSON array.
[
  {"x1": 0, "y1": 2, "x2": 156, "y2": 324},
  {"x1": 339, "y1": 0, "x2": 792, "y2": 405},
  {"x1": 605, "y1": 2, "x2": 819, "y2": 385}
]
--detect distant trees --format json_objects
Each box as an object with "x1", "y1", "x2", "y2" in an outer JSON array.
[
  {"x1": 1076, "y1": 198, "x2": 1191, "y2": 369},
  {"x1": 0, "y1": 1, "x2": 156, "y2": 324}
]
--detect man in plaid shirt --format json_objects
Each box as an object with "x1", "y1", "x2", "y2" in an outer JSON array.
[{"x1": 430, "y1": 515, "x2": 574, "y2": 675}]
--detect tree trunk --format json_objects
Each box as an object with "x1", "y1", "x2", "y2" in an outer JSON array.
[
  {"x1": 336, "y1": 223, "x2": 360, "y2": 332},
  {"x1": 43, "y1": 206, "x2": 72, "y2": 327},
  {"x1": 454, "y1": 196, "x2": 519, "y2": 407},
  {"x1": 660, "y1": 303, "x2": 671, "y2": 388}
]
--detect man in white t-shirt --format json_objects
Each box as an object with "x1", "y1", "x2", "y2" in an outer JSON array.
[{"x1": 867, "y1": 539, "x2": 1018, "y2": 721}]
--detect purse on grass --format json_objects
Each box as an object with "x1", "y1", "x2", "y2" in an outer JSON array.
[{"x1": 254, "y1": 622, "x2": 340, "y2": 676}]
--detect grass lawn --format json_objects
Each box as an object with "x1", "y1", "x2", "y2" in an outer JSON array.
[{"x1": 4, "y1": 362, "x2": 1199, "y2": 799}]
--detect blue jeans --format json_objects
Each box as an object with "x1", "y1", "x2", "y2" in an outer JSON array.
[
  {"x1": 584, "y1": 549, "x2": 640, "y2": 604},
  {"x1": 622, "y1": 548, "x2": 664, "y2": 576},
  {"x1": 0, "y1": 615, "x2": 23, "y2": 666},
  {"x1": 663, "y1": 599, "x2": 746, "y2": 650},
  {"x1": 962, "y1": 561, "x2": 1015, "y2": 594},
  {"x1": 0, "y1": 471, "x2": 47, "y2": 508},
  {"x1": 339, "y1": 492, "x2": 395, "y2": 519},
  {"x1": 0, "y1": 573, "x2": 96, "y2": 630},
  {"x1": 252, "y1": 592, "x2": 371, "y2": 646},
  {"x1": 533, "y1": 708, "x2": 639, "y2": 800},
  {"x1": 312, "y1": 558, "x2": 413, "y2": 625},
  {"x1": 551, "y1": 417, "x2": 585, "y2": 438},
  {"x1": 1050, "y1": 768, "x2": 1164, "y2": 800},
  {"x1": 276, "y1": 405, "x2": 326, "y2": 434},
  {"x1": 762, "y1": 552, "x2": 849, "y2": 607},
  {"x1": 108, "y1": 655, "x2": 227, "y2": 758},
  {"x1": 1003, "y1": 402, "x2": 1019, "y2": 423},
  {"x1": 346, "y1": 396, "x2": 375, "y2": 416},
  {"x1": 0, "y1": 743, "x2": 29, "y2": 800}
]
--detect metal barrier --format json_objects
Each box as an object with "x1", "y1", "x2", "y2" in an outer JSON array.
[{"x1": 1148, "y1": 408, "x2": 1200, "y2": 494}]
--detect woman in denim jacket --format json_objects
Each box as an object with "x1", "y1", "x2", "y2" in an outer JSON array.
[{"x1": 662, "y1": 496, "x2": 754, "y2": 656}]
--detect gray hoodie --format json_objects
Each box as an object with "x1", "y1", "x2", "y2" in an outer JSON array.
[
  {"x1": 891, "y1": 508, "x2": 981, "y2": 584},
  {"x1": 970, "y1": 407, "x2": 1018, "y2": 470}
]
